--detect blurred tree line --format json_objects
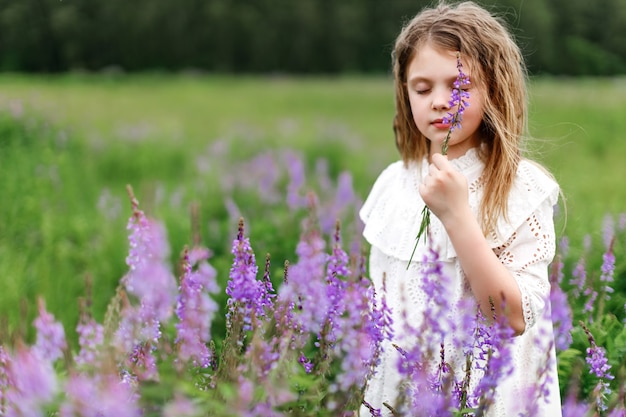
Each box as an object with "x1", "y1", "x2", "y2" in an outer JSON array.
[{"x1": 0, "y1": 0, "x2": 624, "y2": 75}]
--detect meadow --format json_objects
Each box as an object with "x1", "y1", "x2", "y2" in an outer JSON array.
[{"x1": 0, "y1": 74, "x2": 625, "y2": 415}]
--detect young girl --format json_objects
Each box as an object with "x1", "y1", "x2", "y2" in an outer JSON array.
[{"x1": 359, "y1": 2, "x2": 562, "y2": 416}]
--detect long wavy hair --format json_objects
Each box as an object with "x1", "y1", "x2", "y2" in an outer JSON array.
[{"x1": 393, "y1": 1, "x2": 528, "y2": 236}]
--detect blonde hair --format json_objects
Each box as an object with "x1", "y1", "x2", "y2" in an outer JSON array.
[{"x1": 392, "y1": 1, "x2": 527, "y2": 236}]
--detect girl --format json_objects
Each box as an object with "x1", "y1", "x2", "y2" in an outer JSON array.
[{"x1": 359, "y1": 2, "x2": 561, "y2": 416}]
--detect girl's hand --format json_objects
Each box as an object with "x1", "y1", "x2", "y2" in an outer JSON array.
[{"x1": 419, "y1": 153, "x2": 470, "y2": 226}]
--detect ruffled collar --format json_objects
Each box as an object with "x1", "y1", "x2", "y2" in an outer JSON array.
[{"x1": 360, "y1": 145, "x2": 559, "y2": 263}]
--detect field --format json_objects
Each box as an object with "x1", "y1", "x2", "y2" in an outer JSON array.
[
  {"x1": 0, "y1": 73, "x2": 625, "y2": 414},
  {"x1": 1, "y1": 73, "x2": 625, "y2": 338}
]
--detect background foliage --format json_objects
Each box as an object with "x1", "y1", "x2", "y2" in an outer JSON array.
[{"x1": 0, "y1": 0, "x2": 625, "y2": 75}]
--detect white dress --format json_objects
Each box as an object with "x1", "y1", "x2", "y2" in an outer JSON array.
[{"x1": 358, "y1": 148, "x2": 562, "y2": 417}]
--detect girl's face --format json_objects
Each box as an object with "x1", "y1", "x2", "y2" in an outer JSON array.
[{"x1": 406, "y1": 43, "x2": 485, "y2": 160}]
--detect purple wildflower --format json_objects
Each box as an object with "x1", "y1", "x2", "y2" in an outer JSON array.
[
  {"x1": 277, "y1": 212, "x2": 329, "y2": 337},
  {"x1": 4, "y1": 346, "x2": 58, "y2": 417},
  {"x1": 570, "y1": 257, "x2": 587, "y2": 298},
  {"x1": 519, "y1": 305, "x2": 559, "y2": 416},
  {"x1": 175, "y1": 246, "x2": 219, "y2": 368},
  {"x1": 561, "y1": 389, "x2": 592, "y2": 417},
  {"x1": 241, "y1": 152, "x2": 281, "y2": 204},
  {"x1": 332, "y1": 279, "x2": 382, "y2": 393},
  {"x1": 74, "y1": 315, "x2": 104, "y2": 368},
  {"x1": 581, "y1": 322, "x2": 615, "y2": 412},
  {"x1": 59, "y1": 372, "x2": 141, "y2": 417},
  {"x1": 298, "y1": 352, "x2": 314, "y2": 374},
  {"x1": 224, "y1": 197, "x2": 242, "y2": 223},
  {"x1": 127, "y1": 342, "x2": 159, "y2": 381},
  {"x1": 583, "y1": 289, "x2": 598, "y2": 319},
  {"x1": 244, "y1": 335, "x2": 281, "y2": 379},
  {"x1": 0, "y1": 345, "x2": 9, "y2": 414},
  {"x1": 226, "y1": 218, "x2": 264, "y2": 332},
  {"x1": 324, "y1": 223, "x2": 350, "y2": 334},
  {"x1": 441, "y1": 52, "x2": 470, "y2": 152},
  {"x1": 320, "y1": 172, "x2": 357, "y2": 234},
  {"x1": 32, "y1": 298, "x2": 67, "y2": 363},
  {"x1": 123, "y1": 187, "x2": 177, "y2": 326},
  {"x1": 366, "y1": 274, "x2": 394, "y2": 369},
  {"x1": 468, "y1": 304, "x2": 515, "y2": 413},
  {"x1": 361, "y1": 400, "x2": 383, "y2": 417},
  {"x1": 112, "y1": 188, "x2": 178, "y2": 381},
  {"x1": 599, "y1": 239, "x2": 616, "y2": 298},
  {"x1": 315, "y1": 158, "x2": 333, "y2": 194},
  {"x1": 285, "y1": 151, "x2": 307, "y2": 210},
  {"x1": 549, "y1": 258, "x2": 573, "y2": 350},
  {"x1": 418, "y1": 248, "x2": 455, "y2": 349},
  {"x1": 259, "y1": 253, "x2": 277, "y2": 317}
]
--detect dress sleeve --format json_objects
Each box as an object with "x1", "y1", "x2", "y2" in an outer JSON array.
[{"x1": 491, "y1": 161, "x2": 560, "y2": 332}]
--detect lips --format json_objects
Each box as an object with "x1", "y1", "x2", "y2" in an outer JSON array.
[{"x1": 431, "y1": 118, "x2": 451, "y2": 129}]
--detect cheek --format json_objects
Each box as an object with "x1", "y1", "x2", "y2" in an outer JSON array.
[{"x1": 408, "y1": 95, "x2": 426, "y2": 117}]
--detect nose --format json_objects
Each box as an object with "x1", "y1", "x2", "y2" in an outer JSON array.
[{"x1": 431, "y1": 88, "x2": 451, "y2": 110}]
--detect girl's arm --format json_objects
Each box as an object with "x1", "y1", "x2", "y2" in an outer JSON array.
[{"x1": 420, "y1": 153, "x2": 525, "y2": 335}]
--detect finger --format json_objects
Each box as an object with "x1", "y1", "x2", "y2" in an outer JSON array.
[
  {"x1": 431, "y1": 153, "x2": 450, "y2": 169},
  {"x1": 428, "y1": 162, "x2": 438, "y2": 176}
]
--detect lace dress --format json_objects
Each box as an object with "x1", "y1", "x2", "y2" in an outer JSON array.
[{"x1": 358, "y1": 148, "x2": 562, "y2": 417}]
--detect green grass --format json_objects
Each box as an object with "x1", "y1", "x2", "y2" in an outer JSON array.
[{"x1": 0, "y1": 73, "x2": 624, "y2": 344}]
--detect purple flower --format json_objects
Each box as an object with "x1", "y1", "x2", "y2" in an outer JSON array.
[
  {"x1": 320, "y1": 172, "x2": 358, "y2": 234},
  {"x1": 361, "y1": 400, "x2": 383, "y2": 417},
  {"x1": 599, "y1": 242, "x2": 616, "y2": 298},
  {"x1": 586, "y1": 345, "x2": 614, "y2": 381},
  {"x1": 4, "y1": 346, "x2": 58, "y2": 417},
  {"x1": 175, "y1": 246, "x2": 219, "y2": 368},
  {"x1": 583, "y1": 290, "x2": 598, "y2": 319},
  {"x1": 123, "y1": 189, "x2": 177, "y2": 326},
  {"x1": 298, "y1": 352, "x2": 314, "y2": 374},
  {"x1": 226, "y1": 219, "x2": 264, "y2": 332},
  {"x1": 549, "y1": 257, "x2": 573, "y2": 350},
  {"x1": 581, "y1": 322, "x2": 615, "y2": 412},
  {"x1": 285, "y1": 150, "x2": 307, "y2": 210},
  {"x1": 468, "y1": 307, "x2": 515, "y2": 413},
  {"x1": 239, "y1": 152, "x2": 281, "y2": 204},
  {"x1": 126, "y1": 342, "x2": 159, "y2": 381},
  {"x1": 59, "y1": 373, "x2": 140, "y2": 417},
  {"x1": 33, "y1": 298, "x2": 67, "y2": 363},
  {"x1": 74, "y1": 316, "x2": 104, "y2": 368},
  {"x1": 602, "y1": 214, "x2": 615, "y2": 250},
  {"x1": 332, "y1": 280, "x2": 382, "y2": 393},
  {"x1": 441, "y1": 53, "x2": 471, "y2": 138},
  {"x1": 277, "y1": 217, "x2": 329, "y2": 336},
  {"x1": 0, "y1": 345, "x2": 10, "y2": 414},
  {"x1": 561, "y1": 389, "x2": 592, "y2": 417},
  {"x1": 570, "y1": 257, "x2": 587, "y2": 298},
  {"x1": 224, "y1": 197, "x2": 242, "y2": 223}
]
